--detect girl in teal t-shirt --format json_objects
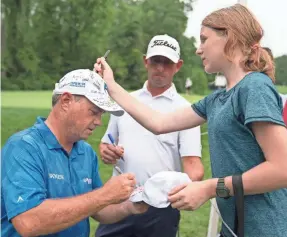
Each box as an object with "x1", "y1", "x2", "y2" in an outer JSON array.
[{"x1": 94, "y1": 4, "x2": 287, "y2": 237}]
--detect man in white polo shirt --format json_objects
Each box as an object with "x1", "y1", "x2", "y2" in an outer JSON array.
[{"x1": 95, "y1": 34, "x2": 204, "y2": 237}]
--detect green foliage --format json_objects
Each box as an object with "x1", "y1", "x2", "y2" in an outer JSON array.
[
  {"x1": 275, "y1": 55, "x2": 287, "y2": 86},
  {"x1": 2, "y1": 1, "x2": 286, "y2": 93},
  {"x1": 2, "y1": 0, "x2": 212, "y2": 93},
  {"x1": 191, "y1": 67, "x2": 208, "y2": 95}
]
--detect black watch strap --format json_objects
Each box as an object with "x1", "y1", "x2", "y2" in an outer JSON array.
[
  {"x1": 218, "y1": 177, "x2": 225, "y2": 187},
  {"x1": 232, "y1": 175, "x2": 244, "y2": 237},
  {"x1": 217, "y1": 177, "x2": 230, "y2": 199}
]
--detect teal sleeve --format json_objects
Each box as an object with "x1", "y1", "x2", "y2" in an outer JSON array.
[
  {"x1": 191, "y1": 96, "x2": 208, "y2": 120},
  {"x1": 238, "y1": 78, "x2": 285, "y2": 127}
]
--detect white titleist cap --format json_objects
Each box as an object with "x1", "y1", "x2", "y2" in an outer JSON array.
[{"x1": 145, "y1": 34, "x2": 180, "y2": 63}]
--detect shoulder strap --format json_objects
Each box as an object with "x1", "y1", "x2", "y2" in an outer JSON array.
[{"x1": 232, "y1": 175, "x2": 244, "y2": 237}]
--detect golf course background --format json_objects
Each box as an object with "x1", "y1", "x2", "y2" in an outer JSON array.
[{"x1": 1, "y1": 86, "x2": 286, "y2": 236}]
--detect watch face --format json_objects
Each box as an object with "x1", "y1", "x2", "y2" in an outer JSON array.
[
  {"x1": 217, "y1": 189, "x2": 228, "y2": 198},
  {"x1": 216, "y1": 178, "x2": 230, "y2": 199}
]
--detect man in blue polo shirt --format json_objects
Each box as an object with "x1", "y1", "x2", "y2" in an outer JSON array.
[{"x1": 1, "y1": 69, "x2": 148, "y2": 237}]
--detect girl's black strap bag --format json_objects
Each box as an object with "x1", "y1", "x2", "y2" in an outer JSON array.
[{"x1": 232, "y1": 175, "x2": 244, "y2": 237}]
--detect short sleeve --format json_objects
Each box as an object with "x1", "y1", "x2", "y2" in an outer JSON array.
[
  {"x1": 191, "y1": 96, "x2": 208, "y2": 119},
  {"x1": 101, "y1": 114, "x2": 119, "y2": 144},
  {"x1": 1, "y1": 142, "x2": 47, "y2": 221},
  {"x1": 179, "y1": 126, "x2": 202, "y2": 158},
  {"x1": 92, "y1": 152, "x2": 103, "y2": 189},
  {"x1": 239, "y1": 76, "x2": 285, "y2": 127}
]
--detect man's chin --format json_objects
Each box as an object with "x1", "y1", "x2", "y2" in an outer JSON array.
[
  {"x1": 80, "y1": 133, "x2": 92, "y2": 140},
  {"x1": 150, "y1": 79, "x2": 170, "y2": 88},
  {"x1": 152, "y1": 75, "x2": 165, "y2": 79}
]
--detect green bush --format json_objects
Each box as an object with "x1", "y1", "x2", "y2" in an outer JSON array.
[{"x1": 191, "y1": 67, "x2": 209, "y2": 95}]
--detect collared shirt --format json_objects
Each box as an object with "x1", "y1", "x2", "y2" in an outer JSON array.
[
  {"x1": 102, "y1": 82, "x2": 202, "y2": 185},
  {"x1": 1, "y1": 117, "x2": 102, "y2": 237}
]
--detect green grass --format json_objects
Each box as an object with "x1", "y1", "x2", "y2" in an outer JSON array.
[
  {"x1": 276, "y1": 85, "x2": 287, "y2": 94},
  {"x1": 0, "y1": 91, "x2": 205, "y2": 109},
  {"x1": 1, "y1": 91, "x2": 213, "y2": 237},
  {"x1": 1, "y1": 91, "x2": 53, "y2": 109}
]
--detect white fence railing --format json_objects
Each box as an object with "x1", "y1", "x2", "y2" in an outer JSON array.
[{"x1": 207, "y1": 198, "x2": 220, "y2": 237}]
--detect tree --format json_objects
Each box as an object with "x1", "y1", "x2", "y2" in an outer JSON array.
[
  {"x1": 275, "y1": 55, "x2": 287, "y2": 85},
  {"x1": 190, "y1": 67, "x2": 208, "y2": 95},
  {"x1": 2, "y1": 0, "x2": 211, "y2": 94}
]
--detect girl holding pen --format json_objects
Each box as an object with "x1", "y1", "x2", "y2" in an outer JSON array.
[{"x1": 94, "y1": 4, "x2": 287, "y2": 237}]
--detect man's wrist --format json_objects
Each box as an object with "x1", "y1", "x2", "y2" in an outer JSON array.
[{"x1": 96, "y1": 186, "x2": 115, "y2": 206}]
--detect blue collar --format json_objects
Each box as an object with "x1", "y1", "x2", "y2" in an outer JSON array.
[{"x1": 34, "y1": 117, "x2": 84, "y2": 155}]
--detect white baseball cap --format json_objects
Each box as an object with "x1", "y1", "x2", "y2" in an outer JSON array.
[
  {"x1": 53, "y1": 69, "x2": 124, "y2": 116},
  {"x1": 145, "y1": 34, "x2": 180, "y2": 63},
  {"x1": 129, "y1": 171, "x2": 191, "y2": 208}
]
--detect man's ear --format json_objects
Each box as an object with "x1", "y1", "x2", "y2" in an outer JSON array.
[
  {"x1": 143, "y1": 55, "x2": 148, "y2": 69},
  {"x1": 59, "y1": 92, "x2": 74, "y2": 111},
  {"x1": 175, "y1": 59, "x2": 184, "y2": 73}
]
